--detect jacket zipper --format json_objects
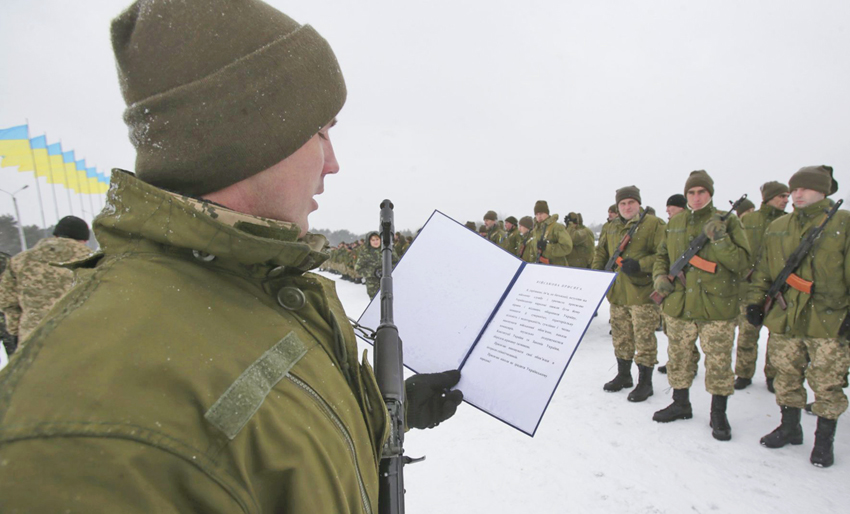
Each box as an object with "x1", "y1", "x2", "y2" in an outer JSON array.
[{"x1": 286, "y1": 374, "x2": 373, "y2": 514}]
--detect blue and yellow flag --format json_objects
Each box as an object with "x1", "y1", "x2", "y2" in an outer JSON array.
[
  {"x1": 0, "y1": 125, "x2": 34, "y2": 171},
  {"x1": 63, "y1": 150, "x2": 81, "y2": 192},
  {"x1": 75, "y1": 159, "x2": 91, "y2": 194},
  {"x1": 29, "y1": 135, "x2": 52, "y2": 178},
  {"x1": 47, "y1": 142, "x2": 67, "y2": 185}
]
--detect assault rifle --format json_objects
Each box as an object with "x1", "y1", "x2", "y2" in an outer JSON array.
[
  {"x1": 375, "y1": 199, "x2": 407, "y2": 514},
  {"x1": 604, "y1": 210, "x2": 647, "y2": 271},
  {"x1": 761, "y1": 199, "x2": 844, "y2": 314},
  {"x1": 650, "y1": 194, "x2": 748, "y2": 305}
]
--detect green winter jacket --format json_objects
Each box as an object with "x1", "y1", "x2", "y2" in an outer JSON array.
[
  {"x1": 747, "y1": 198, "x2": 850, "y2": 338},
  {"x1": 517, "y1": 230, "x2": 538, "y2": 263},
  {"x1": 654, "y1": 202, "x2": 751, "y2": 321},
  {"x1": 738, "y1": 203, "x2": 786, "y2": 299},
  {"x1": 487, "y1": 224, "x2": 507, "y2": 248},
  {"x1": 533, "y1": 214, "x2": 573, "y2": 266},
  {"x1": 592, "y1": 211, "x2": 666, "y2": 306},
  {"x1": 566, "y1": 223, "x2": 595, "y2": 269},
  {"x1": 0, "y1": 170, "x2": 388, "y2": 513},
  {"x1": 504, "y1": 226, "x2": 522, "y2": 256}
]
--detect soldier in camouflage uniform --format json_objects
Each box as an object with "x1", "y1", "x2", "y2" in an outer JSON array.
[
  {"x1": 607, "y1": 204, "x2": 618, "y2": 222},
  {"x1": 734, "y1": 181, "x2": 789, "y2": 391},
  {"x1": 652, "y1": 171, "x2": 751, "y2": 441},
  {"x1": 0, "y1": 216, "x2": 92, "y2": 348},
  {"x1": 532, "y1": 201, "x2": 573, "y2": 266},
  {"x1": 355, "y1": 232, "x2": 398, "y2": 299},
  {"x1": 747, "y1": 166, "x2": 849, "y2": 468},
  {"x1": 478, "y1": 225, "x2": 488, "y2": 238},
  {"x1": 565, "y1": 212, "x2": 594, "y2": 268},
  {"x1": 592, "y1": 186, "x2": 666, "y2": 402},
  {"x1": 0, "y1": 252, "x2": 11, "y2": 356},
  {"x1": 394, "y1": 231, "x2": 409, "y2": 259},
  {"x1": 516, "y1": 216, "x2": 538, "y2": 262},
  {"x1": 483, "y1": 210, "x2": 507, "y2": 248},
  {"x1": 503, "y1": 216, "x2": 521, "y2": 256}
]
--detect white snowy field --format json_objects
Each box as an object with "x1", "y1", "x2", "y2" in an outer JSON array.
[{"x1": 324, "y1": 271, "x2": 850, "y2": 514}]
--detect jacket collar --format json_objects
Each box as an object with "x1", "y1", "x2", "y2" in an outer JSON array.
[
  {"x1": 793, "y1": 198, "x2": 832, "y2": 221},
  {"x1": 94, "y1": 170, "x2": 328, "y2": 273}
]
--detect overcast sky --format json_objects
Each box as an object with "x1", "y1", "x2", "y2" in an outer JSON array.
[{"x1": 1, "y1": 0, "x2": 848, "y2": 236}]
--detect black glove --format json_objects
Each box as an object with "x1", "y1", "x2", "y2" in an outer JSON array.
[
  {"x1": 620, "y1": 258, "x2": 641, "y2": 276},
  {"x1": 1, "y1": 334, "x2": 17, "y2": 356},
  {"x1": 405, "y1": 369, "x2": 463, "y2": 429},
  {"x1": 839, "y1": 313, "x2": 850, "y2": 339},
  {"x1": 746, "y1": 304, "x2": 764, "y2": 327},
  {"x1": 537, "y1": 239, "x2": 548, "y2": 252}
]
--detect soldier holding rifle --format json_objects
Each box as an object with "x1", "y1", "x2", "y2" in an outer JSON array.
[
  {"x1": 652, "y1": 170, "x2": 751, "y2": 441},
  {"x1": 746, "y1": 165, "x2": 848, "y2": 468},
  {"x1": 0, "y1": 1, "x2": 462, "y2": 511},
  {"x1": 592, "y1": 186, "x2": 665, "y2": 402}
]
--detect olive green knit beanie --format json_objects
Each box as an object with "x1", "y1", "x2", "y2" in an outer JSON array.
[
  {"x1": 111, "y1": 0, "x2": 346, "y2": 196},
  {"x1": 760, "y1": 181, "x2": 789, "y2": 203},
  {"x1": 484, "y1": 210, "x2": 498, "y2": 221},
  {"x1": 734, "y1": 198, "x2": 755, "y2": 216},
  {"x1": 615, "y1": 185, "x2": 641, "y2": 205},
  {"x1": 788, "y1": 165, "x2": 838, "y2": 196},
  {"x1": 684, "y1": 170, "x2": 714, "y2": 196},
  {"x1": 608, "y1": 204, "x2": 617, "y2": 214},
  {"x1": 505, "y1": 216, "x2": 518, "y2": 226},
  {"x1": 534, "y1": 200, "x2": 550, "y2": 215},
  {"x1": 519, "y1": 216, "x2": 534, "y2": 229}
]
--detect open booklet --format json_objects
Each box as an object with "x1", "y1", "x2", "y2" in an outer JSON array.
[{"x1": 357, "y1": 211, "x2": 615, "y2": 436}]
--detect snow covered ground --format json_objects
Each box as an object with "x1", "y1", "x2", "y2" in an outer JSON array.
[{"x1": 324, "y1": 271, "x2": 850, "y2": 514}]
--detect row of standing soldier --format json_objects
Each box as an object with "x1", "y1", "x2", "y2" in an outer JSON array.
[{"x1": 469, "y1": 166, "x2": 847, "y2": 469}]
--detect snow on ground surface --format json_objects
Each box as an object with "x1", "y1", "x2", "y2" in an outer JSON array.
[{"x1": 322, "y1": 271, "x2": 850, "y2": 514}]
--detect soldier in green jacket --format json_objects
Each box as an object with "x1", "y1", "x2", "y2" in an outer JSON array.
[
  {"x1": 0, "y1": 2, "x2": 463, "y2": 511},
  {"x1": 746, "y1": 166, "x2": 848, "y2": 468},
  {"x1": 592, "y1": 186, "x2": 666, "y2": 402},
  {"x1": 652, "y1": 170, "x2": 751, "y2": 441},
  {"x1": 565, "y1": 212, "x2": 594, "y2": 268},
  {"x1": 532, "y1": 200, "x2": 573, "y2": 266},
  {"x1": 504, "y1": 216, "x2": 522, "y2": 256},
  {"x1": 483, "y1": 210, "x2": 507, "y2": 248},
  {"x1": 733, "y1": 181, "x2": 789, "y2": 391},
  {"x1": 517, "y1": 216, "x2": 538, "y2": 262}
]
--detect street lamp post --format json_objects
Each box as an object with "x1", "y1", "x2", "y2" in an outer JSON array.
[{"x1": 0, "y1": 185, "x2": 30, "y2": 253}]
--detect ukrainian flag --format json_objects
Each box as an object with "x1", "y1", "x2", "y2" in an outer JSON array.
[
  {"x1": 0, "y1": 125, "x2": 34, "y2": 171},
  {"x1": 63, "y1": 150, "x2": 82, "y2": 192},
  {"x1": 30, "y1": 136, "x2": 52, "y2": 178},
  {"x1": 74, "y1": 159, "x2": 90, "y2": 194},
  {"x1": 47, "y1": 142, "x2": 67, "y2": 186},
  {"x1": 95, "y1": 171, "x2": 110, "y2": 194}
]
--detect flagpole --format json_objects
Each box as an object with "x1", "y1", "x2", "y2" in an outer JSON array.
[
  {"x1": 24, "y1": 122, "x2": 48, "y2": 236},
  {"x1": 59, "y1": 141, "x2": 74, "y2": 217}
]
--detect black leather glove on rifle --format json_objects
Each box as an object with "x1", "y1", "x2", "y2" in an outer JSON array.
[
  {"x1": 537, "y1": 239, "x2": 547, "y2": 252},
  {"x1": 405, "y1": 369, "x2": 463, "y2": 429},
  {"x1": 620, "y1": 258, "x2": 641, "y2": 276},
  {"x1": 746, "y1": 304, "x2": 764, "y2": 327}
]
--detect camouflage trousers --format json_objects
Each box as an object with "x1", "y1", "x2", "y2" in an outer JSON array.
[
  {"x1": 734, "y1": 303, "x2": 776, "y2": 380},
  {"x1": 365, "y1": 279, "x2": 380, "y2": 300},
  {"x1": 610, "y1": 303, "x2": 659, "y2": 367},
  {"x1": 665, "y1": 316, "x2": 736, "y2": 396},
  {"x1": 769, "y1": 334, "x2": 850, "y2": 420}
]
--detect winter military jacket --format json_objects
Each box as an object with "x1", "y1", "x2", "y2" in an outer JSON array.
[
  {"x1": 566, "y1": 223, "x2": 594, "y2": 268},
  {"x1": 504, "y1": 226, "x2": 522, "y2": 256},
  {"x1": 747, "y1": 198, "x2": 850, "y2": 338},
  {"x1": 0, "y1": 171, "x2": 388, "y2": 513},
  {"x1": 517, "y1": 230, "x2": 538, "y2": 263},
  {"x1": 487, "y1": 224, "x2": 507, "y2": 249},
  {"x1": 592, "y1": 211, "x2": 665, "y2": 306},
  {"x1": 653, "y1": 202, "x2": 751, "y2": 321},
  {"x1": 532, "y1": 214, "x2": 573, "y2": 266},
  {"x1": 0, "y1": 236, "x2": 92, "y2": 341},
  {"x1": 738, "y1": 203, "x2": 786, "y2": 299},
  {"x1": 356, "y1": 244, "x2": 397, "y2": 285}
]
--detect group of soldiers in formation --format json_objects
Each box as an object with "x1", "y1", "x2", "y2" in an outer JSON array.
[
  {"x1": 483, "y1": 166, "x2": 848, "y2": 469},
  {"x1": 329, "y1": 165, "x2": 847, "y2": 469}
]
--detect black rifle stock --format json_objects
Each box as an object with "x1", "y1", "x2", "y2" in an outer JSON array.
[
  {"x1": 762, "y1": 199, "x2": 844, "y2": 314},
  {"x1": 650, "y1": 194, "x2": 748, "y2": 305},
  {"x1": 375, "y1": 199, "x2": 406, "y2": 514},
  {"x1": 604, "y1": 210, "x2": 647, "y2": 271}
]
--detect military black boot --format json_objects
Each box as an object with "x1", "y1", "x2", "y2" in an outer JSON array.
[
  {"x1": 628, "y1": 365, "x2": 654, "y2": 402},
  {"x1": 653, "y1": 388, "x2": 692, "y2": 422},
  {"x1": 766, "y1": 377, "x2": 775, "y2": 393},
  {"x1": 760, "y1": 406, "x2": 803, "y2": 448},
  {"x1": 603, "y1": 358, "x2": 633, "y2": 392},
  {"x1": 657, "y1": 363, "x2": 667, "y2": 374},
  {"x1": 810, "y1": 417, "x2": 838, "y2": 468},
  {"x1": 709, "y1": 395, "x2": 732, "y2": 441},
  {"x1": 733, "y1": 377, "x2": 752, "y2": 390}
]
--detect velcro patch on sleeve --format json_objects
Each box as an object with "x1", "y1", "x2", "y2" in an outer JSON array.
[{"x1": 205, "y1": 332, "x2": 313, "y2": 440}]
